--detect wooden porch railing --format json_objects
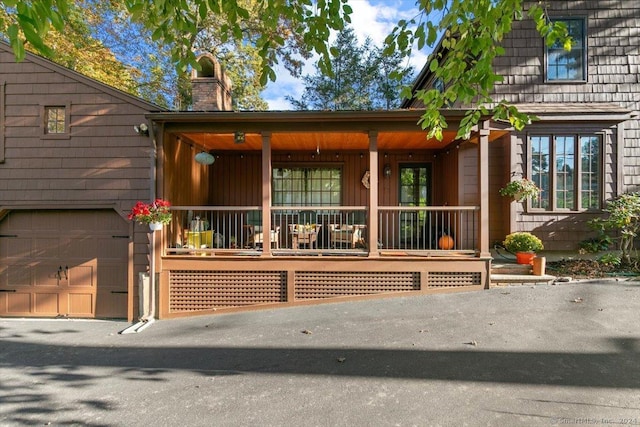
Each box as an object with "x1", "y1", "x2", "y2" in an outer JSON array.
[
  {"x1": 164, "y1": 205, "x2": 479, "y2": 255},
  {"x1": 377, "y1": 206, "x2": 478, "y2": 254}
]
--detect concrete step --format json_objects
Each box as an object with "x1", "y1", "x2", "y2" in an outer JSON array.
[
  {"x1": 492, "y1": 262, "x2": 532, "y2": 275},
  {"x1": 490, "y1": 260, "x2": 556, "y2": 287},
  {"x1": 490, "y1": 273, "x2": 557, "y2": 287}
]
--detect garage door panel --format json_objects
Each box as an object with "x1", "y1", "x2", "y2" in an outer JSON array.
[
  {"x1": 34, "y1": 263, "x2": 62, "y2": 287},
  {"x1": 5, "y1": 292, "x2": 31, "y2": 314},
  {"x1": 33, "y1": 237, "x2": 61, "y2": 258},
  {"x1": 97, "y1": 237, "x2": 128, "y2": 259},
  {"x1": 3, "y1": 237, "x2": 34, "y2": 258},
  {"x1": 34, "y1": 292, "x2": 60, "y2": 314},
  {"x1": 2, "y1": 264, "x2": 33, "y2": 286},
  {"x1": 64, "y1": 237, "x2": 98, "y2": 259},
  {"x1": 69, "y1": 264, "x2": 94, "y2": 288},
  {"x1": 95, "y1": 291, "x2": 127, "y2": 318},
  {"x1": 97, "y1": 263, "x2": 127, "y2": 287},
  {"x1": 68, "y1": 293, "x2": 94, "y2": 316},
  {"x1": 2, "y1": 211, "x2": 33, "y2": 230}
]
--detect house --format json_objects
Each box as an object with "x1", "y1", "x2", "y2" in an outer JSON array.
[
  {"x1": 0, "y1": 41, "x2": 164, "y2": 320},
  {"x1": 1, "y1": 0, "x2": 638, "y2": 321},
  {"x1": 403, "y1": 0, "x2": 640, "y2": 250}
]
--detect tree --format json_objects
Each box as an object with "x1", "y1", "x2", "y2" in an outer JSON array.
[
  {"x1": 287, "y1": 27, "x2": 413, "y2": 111},
  {"x1": 0, "y1": 0, "x2": 138, "y2": 95},
  {"x1": 2, "y1": 0, "x2": 569, "y2": 131}
]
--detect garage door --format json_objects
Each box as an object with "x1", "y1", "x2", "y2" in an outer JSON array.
[{"x1": 0, "y1": 210, "x2": 129, "y2": 318}]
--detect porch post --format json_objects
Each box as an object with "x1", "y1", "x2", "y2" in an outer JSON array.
[
  {"x1": 262, "y1": 131, "x2": 272, "y2": 256},
  {"x1": 478, "y1": 121, "x2": 491, "y2": 258},
  {"x1": 368, "y1": 130, "x2": 379, "y2": 257}
]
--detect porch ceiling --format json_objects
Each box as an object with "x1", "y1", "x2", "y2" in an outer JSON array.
[{"x1": 181, "y1": 130, "x2": 463, "y2": 152}]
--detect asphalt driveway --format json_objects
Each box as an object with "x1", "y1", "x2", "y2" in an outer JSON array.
[{"x1": 1, "y1": 280, "x2": 639, "y2": 426}]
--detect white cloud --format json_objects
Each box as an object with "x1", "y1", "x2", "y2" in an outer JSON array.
[{"x1": 263, "y1": 0, "x2": 430, "y2": 110}]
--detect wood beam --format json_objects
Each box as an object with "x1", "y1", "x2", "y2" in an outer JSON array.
[
  {"x1": 262, "y1": 132, "x2": 272, "y2": 256},
  {"x1": 368, "y1": 130, "x2": 379, "y2": 257},
  {"x1": 478, "y1": 121, "x2": 491, "y2": 260}
]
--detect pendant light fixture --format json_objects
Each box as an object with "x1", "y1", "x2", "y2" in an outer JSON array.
[{"x1": 195, "y1": 151, "x2": 215, "y2": 165}]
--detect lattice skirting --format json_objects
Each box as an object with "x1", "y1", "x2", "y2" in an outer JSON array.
[
  {"x1": 427, "y1": 272, "x2": 482, "y2": 288},
  {"x1": 294, "y1": 271, "x2": 419, "y2": 300},
  {"x1": 168, "y1": 269, "x2": 483, "y2": 313},
  {"x1": 169, "y1": 270, "x2": 287, "y2": 312}
]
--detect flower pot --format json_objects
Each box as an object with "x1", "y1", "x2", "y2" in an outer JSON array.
[
  {"x1": 516, "y1": 251, "x2": 536, "y2": 265},
  {"x1": 149, "y1": 222, "x2": 163, "y2": 231}
]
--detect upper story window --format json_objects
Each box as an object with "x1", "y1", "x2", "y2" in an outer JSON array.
[
  {"x1": 44, "y1": 106, "x2": 67, "y2": 134},
  {"x1": 273, "y1": 167, "x2": 342, "y2": 206},
  {"x1": 529, "y1": 133, "x2": 601, "y2": 211},
  {"x1": 546, "y1": 18, "x2": 586, "y2": 82}
]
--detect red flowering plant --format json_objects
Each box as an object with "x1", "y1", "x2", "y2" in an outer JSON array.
[{"x1": 128, "y1": 199, "x2": 172, "y2": 225}]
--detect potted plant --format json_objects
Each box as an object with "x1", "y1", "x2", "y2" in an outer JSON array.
[
  {"x1": 503, "y1": 232, "x2": 544, "y2": 264},
  {"x1": 128, "y1": 199, "x2": 172, "y2": 231},
  {"x1": 499, "y1": 178, "x2": 541, "y2": 202}
]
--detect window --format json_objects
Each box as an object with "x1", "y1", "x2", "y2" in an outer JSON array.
[
  {"x1": 272, "y1": 167, "x2": 342, "y2": 206},
  {"x1": 546, "y1": 18, "x2": 586, "y2": 81},
  {"x1": 530, "y1": 134, "x2": 601, "y2": 211},
  {"x1": 45, "y1": 106, "x2": 66, "y2": 134}
]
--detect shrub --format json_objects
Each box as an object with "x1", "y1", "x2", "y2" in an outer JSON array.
[
  {"x1": 589, "y1": 192, "x2": 640, "y2": 264},
  {"x1": 579, "y1": 234, "x2": 613, "y2": 254}
]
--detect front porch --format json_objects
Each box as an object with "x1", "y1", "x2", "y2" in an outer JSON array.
[{"x1": 149, "y1": 110, "x2": 505, "y2": 318}]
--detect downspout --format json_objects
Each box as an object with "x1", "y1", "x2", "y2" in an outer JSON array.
[{"x1": 121, "y1": 120, "x2": 157, "y2": 334}]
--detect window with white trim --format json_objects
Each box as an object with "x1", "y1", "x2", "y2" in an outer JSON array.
[
  {"x1": 530, "y1": 134, "x2": 601, "y2": 211},
  {"x1": 546, "y1": 18, "x2": 586, "y2": 81}
]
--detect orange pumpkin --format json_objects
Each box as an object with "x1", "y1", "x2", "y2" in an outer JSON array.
[{"x1": 438, "y1": 234, "x2": 454, "y2": 250}]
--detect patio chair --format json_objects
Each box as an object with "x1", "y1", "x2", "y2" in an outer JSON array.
[
  {"x1": 289, "y1": 223, "x2": 321, "y2": 249},
  {"x1": 329, "y1": 211, "x2": 366, "y2": 248},
  {"x1": 246, "y1": 210, "x2": 280, "y2": 249}
]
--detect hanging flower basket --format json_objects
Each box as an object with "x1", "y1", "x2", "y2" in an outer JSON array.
[
  {"x1": 128, "y1": 199, "x2": 172, "y2": 228},
  {"x1": 499, "y1": 178, "x2": 541, "y2": 202},
  {"x1": 149, "y1": 222, "x2": 164, "y2": 231}
]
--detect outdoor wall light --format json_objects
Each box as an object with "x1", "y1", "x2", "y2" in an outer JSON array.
[
  {"x1": 195, "y1": 151, "x2": 215, "y2": 165},
  {"x1": 383, "y1": 164, "x2": 392, "y2": 178},
  {"x1": 134, "y1": 123, "x2": 149, "y2": 136},
  {"x1": 234, "y1": 131, "x2": 245, "y2": 144}
]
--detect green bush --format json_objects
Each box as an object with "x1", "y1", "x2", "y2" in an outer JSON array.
[
  {"x1": 579, "y1": 235, "x2": 612, "y2": 254},
  {"x1": 598, "y1": 252, "x2": 621, "y2": 267},
  {"x1": 589, "y1": 192, "x2": 640, "y2": 264}
]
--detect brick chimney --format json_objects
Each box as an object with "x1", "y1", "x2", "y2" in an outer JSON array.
[{"x1": 191, "y1": 54, "x2": 233, "y2": 111}]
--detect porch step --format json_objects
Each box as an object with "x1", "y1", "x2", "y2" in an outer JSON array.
[
  {"x1": 490, "y1": 273, "x2": 556, "y2": 287},
  {"x1": 490, "y1": 262, "x2": 556, "y2": 287}
]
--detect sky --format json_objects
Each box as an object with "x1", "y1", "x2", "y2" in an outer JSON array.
[{"x1": 261, "y1": 0, "x2": 432, "y2": 110}]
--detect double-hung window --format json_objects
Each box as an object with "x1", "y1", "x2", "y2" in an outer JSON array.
[
  {"x1": 546, "y1": 18, "x2": 586, "y2": 82},
  {"x1": 530, "y1": 134, "x2": 602, "y2": 211}
]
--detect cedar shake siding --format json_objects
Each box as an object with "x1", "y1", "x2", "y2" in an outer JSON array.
[
  {"x1": 493, "y1": 1, "x2": 640, "y2": 192},
  {"x1": 404, "y1": 1, "x2": 639, "y2": 251},
  {"x1": 0, "y1": 41, "x2": 163, "y2": 319}
]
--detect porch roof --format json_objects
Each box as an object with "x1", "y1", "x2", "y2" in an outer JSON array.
[{"x1": 148, "y1": 109, "x2": 506, "y2": 152}]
